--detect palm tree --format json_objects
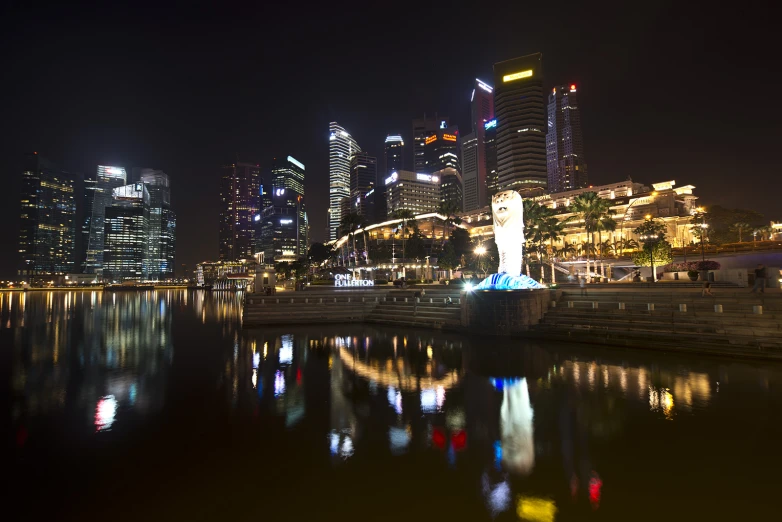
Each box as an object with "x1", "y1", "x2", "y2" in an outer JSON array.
[
  {"x1": 730, "y1": 222, "x2": 751, "y2": 242},
  {"x1": 539, "y1": 215, "x2": 570, "y2": 283},
  {"x1": 523, "y1": 200, "x2": 547, "y2": 278},
  {"x1": 753, "y1": 225, "x2": 774, "y2": 241},
  {"x1": 437, "y1": 201, "x2": 461, "y2": 248},
  {"x1": 393, "y1": 209, "x2": 415, "y2": 273},
  {"x1": 557, "y1": 243, "x2": 577, "y2": 260},
  {"x1": 594, "y1": 213, "x2": 617, "y2": 281},
  {"x1": 339, "y1": 212, "x2": 364, "y2": 269}
]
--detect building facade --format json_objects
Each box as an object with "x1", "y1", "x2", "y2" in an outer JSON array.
[
  {"x1": 219, "y1": 162, "x2": 261, "y2": 260},
  {"x1": 381, "y1": 135, "x2": 404, "y2": 221},
  {"x1": 484, "y1": 119, "x2": 498, "y2": 196},
  {"x1": 138, "y1": 168, "x2": 176, "y2": 280},
  {"x1": 350, "y1": 151, "x2": 377, "y2": 222},
  {"x1": 103, "y1": 183, "x2": 150, "y2": 281},
  {"x1": 385, "y1": 170, "x2": 440, "y2": 216},
  {"x1": 462, "y1": 79, "x2": 494, "y2": 212},
  {"x1": 547, "y1": 84, "x2": 588, "y2": 193},
  {"x1": 422, "y1": 125, "x2": 460, "y2": 175},
  {"x1": 413, "y1": 114, "x2": 448, "y2": 173},
  {"x1": 493, "y1": 53, "x2": 547, "y2": 191},
  {"x1": 84, "y1": 165, "x2": 128, "y2": 275},
  {"x1": 256, "y1": 156, "x2": 307, "y2": 263},
  {"x1": 437, "y1": 167, "x2": 463, "y2": 210},
  {"x1": 329, "y1": 122, "x2": 362, "y2": 241},
  {"x1": 18, "y1": 153, "x2": 78, "y2": 280}
]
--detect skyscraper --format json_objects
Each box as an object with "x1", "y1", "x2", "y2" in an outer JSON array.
[
  {"x1": 380, "y1": 135, "x2": 404, "y2": 221},
  {"x1": 83, "y1": 165, "x2": 127, "y2": 275},
  {"x1": 423, "y1": 124, "x2": 460, "y2": 174},
  {"x1": 256, "y1": 155, "x2": 307, "y2": 263},
  {"x1": 328, "y1": 122, "x2": 361, "y2": 240},
  {"x1": 18, "y1": 152, "x2": 78, "y2": 280},
  {"x1": 385, "y1": 170, "x2": 440, "y2": 216},
  {"x1": 103, "y1": 183, "x2": 150, "y2": 281},
  {"x1": 462, "y1": 79, "x2": 494, "y2": 211},
  {"x1": 138, "y1": 168, "x2": 176, "y2": 280},
  {"x1": 413, "y1": 114, "x2": 448, "y2": 172},
  {"x1": 484, "y1": 119, "x2": 498, "y2": 196},
  {"x1": 493, "y1": 53, "x2": 547, "y2": 191},
  {"x1": 547, "y1": 84, "x2": 588, "y2": 193},
  {"x1": 80, "y1": 176, "x2": 98, "y2": 273},
  {"x1": 350, "y1": 151, "x2": 377, "y2": 222},
  {"x1": 438, "y1": 167, "x2": 463, "y2": 211},
  {"x1": 219, "y1": 162, "x2": 261, "y2": 261}
]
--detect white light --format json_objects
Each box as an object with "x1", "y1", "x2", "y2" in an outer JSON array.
[
  {"x1": 385, "y1": 172, "x2": 398, "y2": 185},
  {"x1": 421, "y1": 389, "x2": 437, "y2": 412},
  {"x1": 329, "y1": 134, "x2": 336, "y2": 141},
  {"x1": 254, "y1": 214, "x2": 260, "y2": 222},
  {"x1": 280, "y1": 219, "x2": 293, "y2": 224},
  {"x1": 385, "y1": 135, "x2": 403, "y2": 144},
  {"x1": 484, "y1": 119, "x2": 497, "y2": 130},
  {"x1": 95, "y1": 395, "x2": 117, "y2": 432},
  {"x1": 279, "y1": 335, "x2": 293, "y2": 364},
  {"x1": 440, "y1": 120, "x2": 447, "y2": 129},
  {"x1": 471, "y1": 88, "x2": 475, "y2": 102},
  {"x1": 432, "y1": 176, "x2": 439, "y2": 183},
  {"x1": 274, "y1": 370, "x2": 286, "y2": 396},
  {"x1": 340, "y1": 130, "x2": 349, "y2": 137},
  {"x1": 287, "y1": 156, "x2": 305, "y2": 170},
  {"x1": 465, "y1": 283, "x2": 474, "y2": 292},
  {"x1": 476, "y1": 79, "x2": 493, "y2": 93}
]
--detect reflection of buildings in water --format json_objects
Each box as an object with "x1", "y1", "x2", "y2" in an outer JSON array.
[
  {"x1": 9, "y1": 290, "x2": 173, "y2": 434},
  {"x1": 562, "y1": 360, "x2": 713, "y2": 415},
  {"x1": 191, "y1": 289, "x2": 243, "y2": 333},
  {"x1": 329, "y1": 340, "x2": 357, "y2": 461},
  {"x1": 500, "y1": 378, "x2": 535, "y2": 476}
]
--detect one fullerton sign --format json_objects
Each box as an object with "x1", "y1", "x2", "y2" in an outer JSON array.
[{"x1": 335, "y1": 274, "x2": 374, "y2": 287}]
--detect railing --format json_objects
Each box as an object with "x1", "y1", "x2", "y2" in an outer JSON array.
[{"x1": 246, "y1": 295, "x2": 461, "y2": 306}]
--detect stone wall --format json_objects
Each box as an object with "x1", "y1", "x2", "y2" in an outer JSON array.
[{"x1": 461, "y1": 289, "x2": 558, "y2": 336}]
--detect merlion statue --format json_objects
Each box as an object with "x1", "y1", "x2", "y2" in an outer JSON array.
[{"x1": 475, "y1": 190, "x2": 545, "y2": 290}]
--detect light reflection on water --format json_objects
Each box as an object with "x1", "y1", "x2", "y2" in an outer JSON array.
[{"x1": 4, "y1": 289, "x2": 782, "y2": 520}]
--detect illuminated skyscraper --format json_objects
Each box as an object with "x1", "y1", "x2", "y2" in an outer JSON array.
[
  {"x1": 380, "y1": 135, "x2": 404, "y2": 221},
  {"x1": 547, "y1": 84, "x2": 588, "y2": 193},
  {"x1": 413, "y1": 114, "x2": 447, "y2": 173},
  {"x1": 103, "y1": 183, "x2": 150, "y2": 281},
  {"x1": 138, "y1": 169, "x2": 176, "y2": 280},
  {"x1": 437, "y1": 167, "x2": 463, "y2": 211},
  {"x1": 84, "y1": 165, "x2": 127, "y2": 275},
  {"x1": 423, "y1": 124, "x2": 460, "y2": 174},
  {"x1": 17, "y1": 152, "x2": 78, "y2": 280},
  {"x1": 219, "y1": 162, "x2": 261, "y2": 260},
  {"x1": 350, "y1": 152, "x2": 377, "y2": 222},
  {"x1": 80, "y1": 176, "x2": 98, "y2": 273},
  {"x1": 493, "y1": 53, "x2": 547, "y2": 191},
  {"x1": 484, "y1": 119, "x2": 498, "y2": 196},
  {"x1": 385, "y1": 170, "x2": 440, "y2": 216},
  {"x1": 257, "y1": 156, "x2": 307, "y2": 262},
  {"x1": 328, "y1": 122, "x2": 361, "y2": 240},
  {"x1": 462, "y1": 79, "x2": 494, "y2": 211}
]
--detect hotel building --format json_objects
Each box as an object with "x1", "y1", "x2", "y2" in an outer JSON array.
[{"x1": 329, "y1": 122, "x2": 362, "y2": 240}]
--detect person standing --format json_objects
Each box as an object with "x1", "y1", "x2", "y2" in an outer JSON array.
[
  {"x1": 579, "y1": 274, "x2": 587, "y2": 296},
  {"x1": 751, "y1": 264, "x2": 767, "y2": 293}
]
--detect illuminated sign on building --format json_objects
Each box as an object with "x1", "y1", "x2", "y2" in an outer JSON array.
[
  {"x1": 416, "y1": 173, "x2": 440, "y2": 183},
  {"x1": 569, "y1": 84, "x2": 576, "y2": 92},
  {"x1": 335, "y1": 274, "x2": 374, "y2": 287},
  {"x1": 440, "y1": 120, "x2": 447, "y2": 129},
  {"x1": 502, "y1": 69, "x2": 533, "y2": 82},
  {"x1": 385, "y1": 172, "x2": 399, "y2": 185},
  {"x1": 254, "y1": 214, "x2": 261, "y2": 222},
  {"x1": 280, "y1": 219, "x2": 293, "y2": 224},
  {"x1": 442, "y1": 134, "x2": 457, "y2": 142},
  {"x1": 287, "y1": 156, "x2": 305, "y2": 170},
  {"x1": 484, "y1": 119, "x2": 497, "y2": 130},
  {"x1": 275, "y1": 188, "x2": 286, "y2": 196},
  {"x1": 425, "y1": 135, "x2": 437, "y2": 145},
  {"x1": 476, "y1": 79, "x2": 493, "y2": 93}
]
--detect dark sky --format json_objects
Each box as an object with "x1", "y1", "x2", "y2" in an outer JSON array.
[{"x1": 1, "y1": 2, "x2": 779, "y2": 278}]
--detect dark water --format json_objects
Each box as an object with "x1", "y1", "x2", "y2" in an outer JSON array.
[{"x1": 2, "y1": 290, "x2": 782, "y2": 521}]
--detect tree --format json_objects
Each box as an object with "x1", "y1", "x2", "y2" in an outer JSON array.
[
  {"x1": 450, "y1": 227, "x2": 472, "y2": 258},
  {"x1": 753, "y1": 225, "x2": 774, "y2": 241},
  {"x1": 570, "y1": 192, "x2": 604, "y2": 279},
  {"x1": 594, "y1": 213, "x2": 617, "y2": 280},
  {"x1": 633, "y1": 219, "x2": 668, "y2": 282},
  {"x1": 437, "y1": 201, "x2": 461, "y2": 247},
  {"x1": 632, "y1": 241, "x2": 673, "y2": 273},
  {"x1": 730, "y1": 222, "x2": 751, "y2": 242},
  {"x1": 340, "y1": 211, "x2": 366, "y2": 269},
  {"x1": 539, "y1": 214, "x2": 572, "y2": 283},
  {"x1": 439, "y1": 243, "x2": 459, "y2": 276},
  {"x1": 700, "y1": 206, "x2": 764, "y2": 245},
  {"x1": 274, "y1": 261, "x2": 292, "y2": 280}
]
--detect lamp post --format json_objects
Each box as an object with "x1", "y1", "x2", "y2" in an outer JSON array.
[
  {"x1": 474, "y1": 245, "x2": 487, "y2": 278},
  {"x1": 691, "y1": 207, "x2": 708, "y2": 263}
]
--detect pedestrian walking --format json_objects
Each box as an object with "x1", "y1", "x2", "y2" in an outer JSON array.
[
  {"x1": 579, "y1": 274, "x2": 587, "y2": 296},
  {"x1": 751, "y1": 264, "x2": 767, "y2": 294},
  {"x1": 701, "y1": 281, "x2": 713, "y2": 297}
]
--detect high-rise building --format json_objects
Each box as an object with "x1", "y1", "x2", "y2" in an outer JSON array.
[
  {"x1": 256, "y1": 156, "x2": 307, "y2": 263},
  {"x1": 329, "y1": 122, "x2": 361, "y2": 241},
  {"x1": 219, "y1": 162, "x2": 261, "y2": 260},
  {"x1": 423, "y1": 125, "x2": 461, "y2": 174},
  {"x1": 103, "y1": 183, "x2": 150, "y2": 281},
  {"x1": 547, "y1": 84, "x2": 588, "y2": 193},
  {"x1": 17, "y1": 153, "x2": 78, "y2": 280},
  {"x1": 80, "y1": 176, "x2": 98, "y2": 273},
  {"x1": 484, "y1": 119, "x2": 498, "y2": 196},
  {"x1": 380, "y1": 135, "x2": 404, "y2": 221},
  {"x1": 138, "y1": 169, "x2": 176, "y2": 280},
  {"x1": 385, "y1": 170, "x2": 440, "y2": 216},
  {"x1": 83, "y1": 165, "x2": 127, "y2": 275},
  {"x1": 413, "y1": 114, "x2": 448, "y2": 172},
  {"x1": 350, "y1": 151, "x2": 377, "y2": 222},
  {"x1": 437, "y1": 167, "x2": 463, "y2": 211},
  {"x1": 493, "y1": 53, "x2": 547, "y2": 191},
  {"x1": 462, "y1": 79, "x2": 495, "y2": 211}
]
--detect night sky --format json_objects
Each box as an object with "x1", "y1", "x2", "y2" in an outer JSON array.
[{"x1": 1, "y1": 2, "x2": 779, "y2": 278}]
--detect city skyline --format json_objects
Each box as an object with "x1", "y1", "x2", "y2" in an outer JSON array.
[{"x1": 1, "y1": 4, "x2": 778, "y2": 278}]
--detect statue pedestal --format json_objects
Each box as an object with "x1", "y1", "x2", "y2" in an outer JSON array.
[{"x1": 461, "y1": 289, "x2": 556, "y2": 336}]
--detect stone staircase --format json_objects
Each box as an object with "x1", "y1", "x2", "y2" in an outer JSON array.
[
  {"x1": 364, "y1": 289, "x2": 463, "y2": 329},
  {"x1": 243, "y1": 290, "x2": 384, "y2": 326},
  {"x1": 534, "y1": 288, "x2": 782, "y2": 358}
]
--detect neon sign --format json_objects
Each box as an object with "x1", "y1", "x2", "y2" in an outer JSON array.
[
  {"x1": 442, "y1": 134, "x2": 456, "y2": 142},
  {"x1": 385, "y1": 172, "x2": 398, "y2": 185},
  {"x1": 335, "y1": 274, "x2": 374, "y2": 287},
  {"x1": 287, "y1": 156, "x2": 305, "y2": 170},
  {"x1": 440, "y1": 120, "x2": 447, "y2": 129},
  {"x1": 425, "y1": 135, "x2": 437, "y2": 145},
  {"x1": 280, "y1": 219, "x2": 293, "y2": 224},
  {"x1": 484, "y1": 119, "x2": 497, "y2": 130},
  {"x1": 416, "y1": 173, "x2": 440, "y2": 183},
  {"x1": 476, "y1": 79, "x2": 493, "y2": 93},
  {"x1": 502, "y1": 69, "x2": 533, "y2": 82}
]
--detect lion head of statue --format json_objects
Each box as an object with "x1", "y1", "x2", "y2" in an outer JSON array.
[{"x1": 491, "y1": 190, "x2": 524, "y2": 229}]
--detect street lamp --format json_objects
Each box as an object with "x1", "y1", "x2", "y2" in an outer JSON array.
[{"x1": 691, "y1": 207, "x2": 708, "y2": 262}]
